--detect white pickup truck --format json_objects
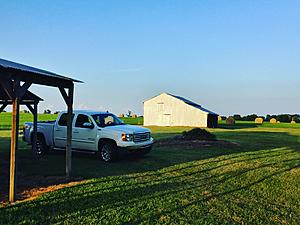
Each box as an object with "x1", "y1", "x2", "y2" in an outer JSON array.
[{"x1": 23, "y1": 110, "x2": 153, "y2": 162}]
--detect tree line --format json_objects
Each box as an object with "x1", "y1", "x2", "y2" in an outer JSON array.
[{"x1": 231, "y1": 114, "x2": 300, "y2": 123}]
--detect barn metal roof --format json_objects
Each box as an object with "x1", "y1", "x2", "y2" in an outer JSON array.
[
  {"x1": 0, "y1": 58, "x2": 82, "y2": 84},
  {"x1": 169, "y1": 93, "x2": 218, "y2": 115}
]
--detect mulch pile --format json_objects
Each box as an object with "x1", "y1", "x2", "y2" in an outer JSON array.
[{"x1": 155, "y1": 135, "x2": 239, "y2": 148}]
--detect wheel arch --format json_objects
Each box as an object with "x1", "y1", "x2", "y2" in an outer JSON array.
[
  {"x1": 98, "y1": 138, "x2": 117, "y2": 149},
  {"x1": 31, "y1": 132, "x2": 46, "y2": 143}
]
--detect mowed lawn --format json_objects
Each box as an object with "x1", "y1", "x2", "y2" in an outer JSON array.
[{"x1": 0, "y1": 123, "x2": 299, "y2": 224}]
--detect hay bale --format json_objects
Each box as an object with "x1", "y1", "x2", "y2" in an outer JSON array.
[
  {"x1": 255, "y1": 117, "x2": 264, "y2": 124},
  {"x1": 270, "y1": 118, "x2": 277, "y2": 124},
  {"x1": 226, "y1": 116, "x2": 235, "y2": 125},
  {"x1": 119, "y1": 114, "x2": 124, "y2": 118},
  {"x1": 132, "y1": 114, "x2": 138, "y2": 118},
  {"x1": 291, "y1": 120, "x2": 296, "y2": 124}
]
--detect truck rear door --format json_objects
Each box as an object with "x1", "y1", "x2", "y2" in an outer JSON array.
[{"x1": 54, "y1": 113, "x2": 74, "y2": 148}]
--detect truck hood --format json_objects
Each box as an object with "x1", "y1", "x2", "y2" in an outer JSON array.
[{"x1": 102, "y1": 125, "x2": 150, "y2": 134}]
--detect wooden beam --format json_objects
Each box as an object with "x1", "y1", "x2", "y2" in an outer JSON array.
[
  {"x1": 25, "y1": 103, "x2": 38, "y2": 155},
  {"x1": 9, "y1": 96, "x2": 20, "y2": 203},
  {"x1": 0, "y1": 103, "x2": 8, "y2": 113},
  {"x1": 65, "y1": 84, "x2": 74, "y2": 178},
  {"x1": 0, "y1": 79, "x2": 14, "y2": 100},
  {"x1": 58, "y1": 87, "x2": 70, "y2": 106},
  {"x1": 25, "y1": 103, "x2": 35, "y2": 114},
  {"x1": 17, "y1": 82, "x2": 32, "y2": 99}
]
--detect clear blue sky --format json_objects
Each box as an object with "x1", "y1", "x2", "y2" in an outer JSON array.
[{"x1": 1, "y1": 0, "x2": 299, "y2": 116}]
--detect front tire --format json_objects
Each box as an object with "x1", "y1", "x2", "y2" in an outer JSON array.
[{"x1": 99, "y1": 141, "x2": 117, "y2": 162}]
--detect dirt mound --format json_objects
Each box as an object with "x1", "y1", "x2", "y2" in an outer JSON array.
[{"x1": 182, "y1": 128, "x2": 216, "y2": 141}]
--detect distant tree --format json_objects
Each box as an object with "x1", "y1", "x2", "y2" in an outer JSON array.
[
  {"x1": 292, "y1": 115, "x2": 300, "y2": 123},
  {"x1": 22, "y1": 109, "x2": 30, "y2": 113},
  {"x1": 277, "y1": 114, "x2": 292, "y2": 123},
  {"x1": 43, "y1": 109, "x2": 51, "y2": 114},
  {"x1": 233, "y1": 114, "x2": 242, "y2": 121},
  {"x1": 242, "y1": 114, "x2": 258, "y2": 121},
  {"x1": 54, "y1": 111, "x2": 60, "y2": 114}
]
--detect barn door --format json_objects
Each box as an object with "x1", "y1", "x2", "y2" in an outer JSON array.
[{"x1": 163, "y1": 114, "x2": 171, "y2": 126}]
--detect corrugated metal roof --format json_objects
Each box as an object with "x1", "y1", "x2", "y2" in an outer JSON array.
[
  {"x1": 0, "y1": 58, "x2": 82, "y2": 83},
  {"x1": 169, "y1": 93, "x2": 218, "y2": 115}
]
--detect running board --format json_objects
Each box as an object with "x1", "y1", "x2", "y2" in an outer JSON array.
[{"x1": 53, "y1": 147, "x2": 97, "y2": 155}]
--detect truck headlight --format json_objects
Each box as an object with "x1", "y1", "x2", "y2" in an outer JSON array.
[
  {"x1": 24, "y1": 124, "x2": 31, "y2": 130},
  {"x1": 121, "y1": 133, "x2": 133, "y2": 141}
]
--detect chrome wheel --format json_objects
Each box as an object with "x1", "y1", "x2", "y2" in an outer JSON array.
[{"x1": 101, "y1": 144, "x2": 112, "y2": 162}]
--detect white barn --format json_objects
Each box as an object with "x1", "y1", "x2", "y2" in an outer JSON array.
[{"x1": 143, "y1": 93, "x2": 218, "y2": 128}]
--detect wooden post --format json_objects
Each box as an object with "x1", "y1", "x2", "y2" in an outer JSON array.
[
  {"x1": 9, "y1": 97, "x2": 20, "y2": 203},
  {"x1": 32, "y1": 103, "x2": 38, "y2": 155},
  {"x1": 66, "y1": 84, "x2": 74, "y2": 178},
  {"x1": 25, "y1": 103, "x2": 38, "y2": 155}
]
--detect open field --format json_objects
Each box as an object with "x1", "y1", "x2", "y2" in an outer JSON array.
[
  {"x1": 0, "y1": 123, "x2": 299, "y2": 224},
  {"x1": 1, "y1": 111, "x2": 299, "y2": 130},
  {"x1": 0, "y1": 112, "x2": 57, "y2": 130}
]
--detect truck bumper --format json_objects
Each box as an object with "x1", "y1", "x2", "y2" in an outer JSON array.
[{"x1": 118, "y1": 144, "x2": 153, "y2": 155}]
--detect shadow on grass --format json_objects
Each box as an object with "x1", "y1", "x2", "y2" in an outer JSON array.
[
  {"x1": 0, "y1": 129, "x2": 299, "y2": 204},
  {"x1": 1, "y1": 148, "x2": 299, "y2": 224}
]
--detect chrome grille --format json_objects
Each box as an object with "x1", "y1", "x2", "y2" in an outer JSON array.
[{"x1": 133, "y1": 132, "x2": 150, "y2": 143}]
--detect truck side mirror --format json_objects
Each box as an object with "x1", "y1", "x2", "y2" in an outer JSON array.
[{"x1": 82, "y1": 122, "x2": 94, "y2": 129}]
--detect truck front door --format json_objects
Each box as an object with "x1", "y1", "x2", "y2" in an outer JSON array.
[{"x1": 72, "y1": 114, "x2": 97, "y2": 151}]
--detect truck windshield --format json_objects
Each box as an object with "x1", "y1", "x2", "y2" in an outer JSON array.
[{"x1": 92, "y1": 113, "x2": 125, "y2": 127}]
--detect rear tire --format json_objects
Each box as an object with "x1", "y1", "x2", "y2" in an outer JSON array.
[
  {"x1": 35, "y1": 134, "x2": 49, "y2": 155},
  {"x1": 99, "y1": 141, "x2": 118, "y2": 162}
]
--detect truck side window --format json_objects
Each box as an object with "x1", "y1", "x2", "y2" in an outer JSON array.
[
  {"x1": 75, "y1": 114, "x2": 93, "y2": 128},
  {"x1": 58, "y1": 113, "x2": 74, "y2": 126}
]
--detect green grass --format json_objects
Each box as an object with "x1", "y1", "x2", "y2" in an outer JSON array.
[
  {"x1": 0, "y1": 112, "x2": 58, "y2": 130},
  {"x1": 119, "y1": 116, "x2": 144, "y2": 125},
  {"x1": 0, "y1": 123, "x2": 299, "y2": 224}
]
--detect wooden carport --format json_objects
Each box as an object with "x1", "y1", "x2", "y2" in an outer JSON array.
[
  {"x1": 0, "y1": 58, "x2": 82, "y2": 202},
  {"x1": 0, "y1": 86, "x2": 43, "y2": 156}
]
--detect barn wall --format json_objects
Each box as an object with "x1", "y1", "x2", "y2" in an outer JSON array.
[{"x1": 143, "y1": 93, "x2": 208, "y2": 127}]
